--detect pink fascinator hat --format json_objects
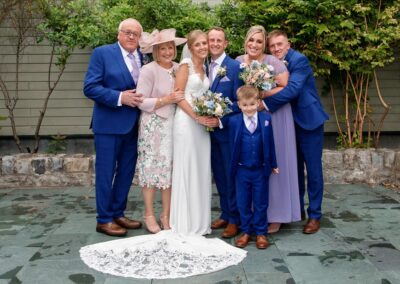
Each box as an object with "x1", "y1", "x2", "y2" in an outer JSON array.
[{"x1": 139, "y1": 28, "x2": 187, "y2": 54}]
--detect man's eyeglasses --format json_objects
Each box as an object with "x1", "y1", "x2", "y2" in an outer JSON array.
[{"x1": 119, "y1": 30, "x2": 140, "y2": 38}]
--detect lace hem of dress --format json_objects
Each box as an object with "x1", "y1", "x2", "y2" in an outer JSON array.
[{"x1": 80, "y1": 230, "x2": 246, "y2": 279}]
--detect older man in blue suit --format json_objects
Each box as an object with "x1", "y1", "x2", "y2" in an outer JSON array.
[
  {"x1": 264, "y1": 30, "x2": 329, "y2": 234},
  {"x1": 84, "y1": 18, "x2": 145, "y2": 237},
  {"x1": 207, "y1": 27, "x2": 243, "y2": 238}
]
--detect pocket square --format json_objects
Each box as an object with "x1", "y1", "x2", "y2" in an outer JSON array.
[
  {"x1": 264, "y1": 120, "x2": 270, "y2": 127},
  {"x1": 220, "y1": 76, "x2": 230, "y2": 82}
]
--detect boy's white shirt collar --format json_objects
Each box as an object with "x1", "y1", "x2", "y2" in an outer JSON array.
[{"x1": 243, "y1": 112, "x2": 258, "y2": 128}]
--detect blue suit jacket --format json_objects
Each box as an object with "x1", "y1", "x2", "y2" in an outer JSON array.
[
  {"x1": 228, "y1": 111, "x2": 277, "y2": 179},
  {"x1": 210, "y1": 55, "x2": 243, "y2": 143},
  {"x1": 83, "y1": 42, "x2": 143, "y2": 134},
  {"x1": 264, "y1": 48, "x2": 328, "y2": 130}
]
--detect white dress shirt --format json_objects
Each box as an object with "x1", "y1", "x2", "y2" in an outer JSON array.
[
  {"x1": 117, "y1": 43, "x2": 141, "y2": 106},
  {"x1": 209, "y1": 52, "x2": 226, "y2": 83}
]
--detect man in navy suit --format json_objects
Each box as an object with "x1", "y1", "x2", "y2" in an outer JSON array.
[
  {"x1": 264, "y1": 30, "x2": 329, "y2": 234},
  {"x1": 207, "y1": 27, "x2": 242, "y2": 238},
  {"x1": 83, "y1": 18, "x2": 144, "y2": 237}
]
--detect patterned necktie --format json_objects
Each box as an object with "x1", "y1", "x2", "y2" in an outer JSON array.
[
  {"x1": 208, "y1": 61, "x2": 217, "y2": 83},
  {"x1": 127, "y1": 53, "x2": 140, "y2": 84},
  {"x1": 248, "y1": 116, "x2": 256, "y2": 133}
]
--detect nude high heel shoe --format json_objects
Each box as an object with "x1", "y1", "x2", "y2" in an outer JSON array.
[
  {"x1": 159, "y1": 215, "x2": 171, "y2": 230},
  {"x1": 268, "y1": 223, "x2": 281, "y2": 234},
  {"x1": 143, "y1": 215, "x2": 161, "y2": 234}
]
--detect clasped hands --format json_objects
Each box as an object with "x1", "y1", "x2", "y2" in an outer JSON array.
[
  {"x1": 121, "y1": 89, "x2": 143, "y2": 107},
  {"x1": 195, "y1": 116, "x2": 219, "y2": 128}
]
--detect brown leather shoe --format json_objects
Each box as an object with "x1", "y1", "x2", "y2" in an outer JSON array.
[
  {"x1": 235, "y1": 233, "x2": 251, "y2": 248},
  {"x1": 303, "y1": 218, "x2": 320, "y2": 234},
  {"x1": 256, "y1": 235, "x2": 269, "y2": 249},
  {"x1": 114, "y1": 216, "x2": 142, "y2": 230},
  {"x1": 221, "y1": 223, "x2": 239, "y2": 238},
  {"x1": 96, "y1": 222, "x2": 127, "y2": 237},
  {"x1": 211, "y1": 219, "x2": 228, "y2": 230}
]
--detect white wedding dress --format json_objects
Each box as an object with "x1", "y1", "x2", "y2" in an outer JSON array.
[{"x1": 79, "y1": 58, "x2": 246, "y2": 279}]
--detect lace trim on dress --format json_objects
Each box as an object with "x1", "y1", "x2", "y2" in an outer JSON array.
[
  {"x1": 80, "y1": 231, "x2": 246, "y2": 279},
  {"x1": 179, "y1": 58, "x2": 195, "y2": 75}
]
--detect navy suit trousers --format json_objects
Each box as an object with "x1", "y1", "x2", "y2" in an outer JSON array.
[
  {"x1": 296, "y1": 124, "x2": 324, "y2": 220},
  {"x1": 94, "y1": 126, "x2": 138, "y2": 223}
]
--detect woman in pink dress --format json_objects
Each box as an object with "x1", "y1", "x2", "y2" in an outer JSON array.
[
  {"x1": 236, "y1": 25, "x2": 301, "y2": 233},
  {"x1": 135, "y1": 29, "x2": 186, "y2": 233}
]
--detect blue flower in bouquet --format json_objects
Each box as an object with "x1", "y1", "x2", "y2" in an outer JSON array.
[
  {"x1": 192, "y1": 90, "x2": 233, "y2": 131},
  {"x1": 239, "y1": 60, "x2": 276, "y2": 91},
  {"x1": 206, "y1": 100, "x2": 215, "y2": 109}
]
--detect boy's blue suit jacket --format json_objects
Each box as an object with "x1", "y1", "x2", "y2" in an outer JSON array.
[{"x1": 228, "y1": 111, "x2": 278, "y2": 179}]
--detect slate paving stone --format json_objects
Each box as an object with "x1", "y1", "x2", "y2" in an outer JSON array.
[
  {"x1": 356, "y1": 240, "x2": 400, "y2": 271},
  {"x1": 240, "y1": 245, "x2": 289, "y2": 274},
  {"x1": 29, "y1": 233, "x2": 88, "y2": 262},
  {"x1": 104, "y1": 277, "x2": 151, "y2": 284},
  {"x1": 0, "y1": 184, "x2": 399, "y2": 283},
  {"x1": 16, "y1": 259, "x2": 108, "y2": 284},
  {"x1": 52, "y1": 214, "x2": 95, "y2": 235},
  {"x1": 380, "y1": 270, "x2": 400, "y2": 283},
  {"x1": 153, "y1": 264, "x2": 246, "y2": 284},
  {"x1": 0, "y1": 246, "x2": 39, "y2": 276},
  {"x1": 245, "y1": 272, "x2": 294, "y2": 284},
  {"x1": 283, "y1": 256, "x2": 381, "y2": 284}
]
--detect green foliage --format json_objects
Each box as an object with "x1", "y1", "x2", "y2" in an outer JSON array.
[
  {"x1": 130, "y1": 0, "x2": 215, "y2": 37},
  {"x1": 37, "y1": 0, "x2": 102, "y2": 66},
  {"x1": 25, "y1": 0, "x2": 400, "y2": 149},
  {"x1": 214, "y1": 0, "x2": 249, "y2": 56},
  {"x1": 46, "y1": 133, "x2": 67, "y2": 154},
  {"x1": 218, "y1": 0, "x2": 400, "y2": 77},
  {"x1": 217, "y1": 0, "x2": 400, "y2": 148}
]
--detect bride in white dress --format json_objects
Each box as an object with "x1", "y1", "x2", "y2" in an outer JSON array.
[{"x1": 80, "y1": 30, "x2": 246, "y2": 279}]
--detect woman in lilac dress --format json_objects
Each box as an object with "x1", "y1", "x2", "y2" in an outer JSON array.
[{"x1": 236, "y1": 25, "x2": 300, "y2": 233}]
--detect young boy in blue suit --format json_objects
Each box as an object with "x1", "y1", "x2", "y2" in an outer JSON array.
[{"x1": 228, "y1": 85, "x2": 279, "y2": 249}]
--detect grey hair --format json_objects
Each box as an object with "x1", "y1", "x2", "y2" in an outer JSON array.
[{"x1": 118, "y1": 18, "x2": 143, "y2": 33}]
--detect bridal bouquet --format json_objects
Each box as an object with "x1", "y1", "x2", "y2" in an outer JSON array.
[
  {"x1": 192, "y1": 90, "x2": 233, "y2": 131},
  {"x1": 239, "y1": 60, "x2": 276, "y2": 91}
]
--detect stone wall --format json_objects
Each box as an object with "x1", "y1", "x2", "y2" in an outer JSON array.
[{"x1": 0, "y1": 149, "x2": 399, "y2": 188}]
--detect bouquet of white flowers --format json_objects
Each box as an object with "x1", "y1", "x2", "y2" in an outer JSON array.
[
  {"x1": 239, "y1": 60, "x2": 276, "y2": 91},
  {"x1": 192, "y1": 90, "x2": 233, "y2": 131}
]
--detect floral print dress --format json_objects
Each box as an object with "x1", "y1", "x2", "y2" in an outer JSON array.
[{"x1": 135, "y1": 61, "x2": 178, "y2": 189}]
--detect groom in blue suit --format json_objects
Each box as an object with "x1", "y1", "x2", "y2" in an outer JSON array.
[
  {"x1": 264, "y1": 30, "x2": 329, "y2": 234},
  {"x1": 207, "y1": 27, "x2": 243, "y2": 238},
  {"x1": 83, "y1": 18, "x2": 145, "y2": 237}
]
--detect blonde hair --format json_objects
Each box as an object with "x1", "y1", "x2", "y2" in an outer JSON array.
[
  {"x1": 244, "y1": 25, "x2": 267, "y2": 54},
  {"x1": 187, "y1": 30, "x2": 207, "y2": 51},
  {"x1": 237, "y1": 85, "x2": 260, "y2": 101},
  {"x1": 152, "y1": 41, "x2": 177, "y2": 62}
]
